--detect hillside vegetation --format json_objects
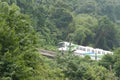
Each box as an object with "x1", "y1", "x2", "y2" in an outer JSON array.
[{"x1": 0, "y1": 0, "x2": 120, "y2": 80}]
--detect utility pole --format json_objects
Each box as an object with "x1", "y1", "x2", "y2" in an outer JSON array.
[
  {"x1": 69, "y1": 42, "x2": 72, "y2": 54},
  {"x1": 109, "y1": 65, "x2": 112, "y2": 72},
  {"x1": 95, "y1": 52, "x2": 97, "y2": 60},
  {"x1": 61, "y1": 47, "x2": 64, "y2": 55}
]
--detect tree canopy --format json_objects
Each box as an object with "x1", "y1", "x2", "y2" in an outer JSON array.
[{"x1": 1, "y1": 0, "x2": 120, "y2": 80}]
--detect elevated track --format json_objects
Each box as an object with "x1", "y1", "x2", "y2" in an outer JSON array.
[{"x1": 39, "y1": 49, "x2": 56, "y2": 58}]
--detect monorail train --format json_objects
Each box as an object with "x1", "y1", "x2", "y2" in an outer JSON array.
[
  {"x1": 58, "y1": 41, "x2": 78, "y2": 51},
  {"x1": 58, "y1": 41, "x2": 113, "y2": 60}
]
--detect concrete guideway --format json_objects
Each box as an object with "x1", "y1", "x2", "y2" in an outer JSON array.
[{"x1": 39, "y1": 49, "x2": 56, "y2": 58}]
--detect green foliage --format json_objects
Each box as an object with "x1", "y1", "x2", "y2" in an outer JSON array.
[
  {"x1": 1, "y1": 0, "x2": 120, "y2": 79},
  {"x1": 99, "y1": 54, "x2": 114, "y2": 69},
  {"x1": 95, "y1": 17, "x2": 119, "y2": 50},
  {"x1": 113, "y1": 48, "x2": 120, "y2": 78},
  {"x1": 99, "y1": 48, "x2": 120, "y2": 78},
  {"x1": 56, "y1": 52, "x2": 117, "y2": 80},
  {"x1": 2, "y1": 0, "x2": 120, "y2": 50},
  {"x1": 0, "y1": 2, "x2": 39, "y2": 79},
  {"x1": 69, "y1": 14, "x2": 97, "y2": 46},
  {"x1": 0, "y1": 2, "x2": 64, "y2": 80}
]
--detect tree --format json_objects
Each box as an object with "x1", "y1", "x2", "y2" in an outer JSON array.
[
  {"x1": 56, "y1": 52, "x2": 117, "y2": 80},
  {"x1": 71, "y1": 14, "x2": 97, "y2": 46},
  {"x1": 99, "y1": 54, "x2": 114, "y2": 69},
  {"x1": 113, "y1": 48, "x2": 120, "y2": 78},
  {"x1": 95, "y1": 16, "x2": 119, "y2": 50},
  {"x1": 73, "y1": 27, "x2": 94, "y2": 46},
  {"x1": 90, "y1": 65, "x2": 117, "y2": 80},
  {"x1": 0, "y1": 2, "x2": 64, "y2": 80},
  {"x1": 56, "y1": 53, "x2": 94, "y2": 80}
]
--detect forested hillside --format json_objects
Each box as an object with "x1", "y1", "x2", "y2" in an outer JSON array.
[
  {"x1": 1, "y1": 0, "x2": 120, "y2": 80},
  {"x1": 2, "y1": 0, "x2": 120, "y2": 50}
]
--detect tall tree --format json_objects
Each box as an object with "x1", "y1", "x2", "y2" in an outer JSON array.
[
  {"x1": 95, "y1": 17, "x2": 119, "y2": 50},
  {"x1": 0, "y1": 2, "x2": 64, "y2": 80}
]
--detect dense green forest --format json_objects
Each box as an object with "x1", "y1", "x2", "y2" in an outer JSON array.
[
  {"x1": 2, "y1": 0, "x2": 120, "y2": 50},
  {"x1": 1, "y1": 0, "x2": 120, "y2": 80}
]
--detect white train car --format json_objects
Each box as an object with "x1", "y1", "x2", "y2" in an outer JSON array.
[
  {"x1": 74, "y1": 46, "x2": 113, "y2": 60},
  {"x1": 58, "y1": 41, "x2": 113, "y2": 60},
  {"x1": 74, "y1": 46, "x2": 96, "y2": 60},
  {"x1": 58, "y1": 42, "x2": 70, "y2": 51},
  {"x1": 58, "y1": 41, "x2": 78, "y2": 52}
]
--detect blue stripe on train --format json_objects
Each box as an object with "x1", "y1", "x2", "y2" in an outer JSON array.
[{"x1": 83, "y1": 52, "x2": 95, "y2": 54}]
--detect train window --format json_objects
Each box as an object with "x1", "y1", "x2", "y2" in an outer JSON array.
[
  {"x1": 87, "y1": 49, "x2": 90, "y2": 52},
  {"x1": 77, "y1": 47, "x2": 79, "y2": 49},
  {"x1": 80, "y1": 47, "x2": 82, "y2": 50},
  {"x1": 83, "y1": 48, "x2": 86, "y2": 51},
  {"x1": 58, "y1": 43, "x2": 65, "y2": 48},
  {"x1": 102, "y1": 51, "x2": 105, "y2": 54},
  {"x1": 98, "y1": 51, "x2": 100, "y2": 54}
]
